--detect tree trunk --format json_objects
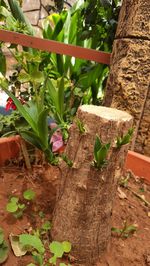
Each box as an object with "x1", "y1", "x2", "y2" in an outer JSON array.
[
  {"x1": 52, "y1": 105, "x2": 133, "y2": 266},
  {"x1": 104, "y1": 0, "x2": 150, "y2": 154}
]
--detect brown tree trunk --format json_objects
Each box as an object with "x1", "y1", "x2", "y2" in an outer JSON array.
[
  {"x1": 52, "y1": 105, "x2": 133, "y2": 266},
  {"x1": 104, "y1": 0, "x2": 150, "y2": 153}
]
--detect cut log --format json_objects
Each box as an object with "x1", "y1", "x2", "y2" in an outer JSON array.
[{"x1": 51, "y1": 105, "x2": 133, "y2": 266}]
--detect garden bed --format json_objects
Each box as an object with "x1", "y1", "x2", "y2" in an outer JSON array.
[{"x1": 0, "y1": 164, "x2": 150, "y2": 266}]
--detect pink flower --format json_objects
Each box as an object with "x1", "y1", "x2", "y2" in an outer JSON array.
[{"x1": 50, "y1": 123, "x2": 64, "y2": 153}]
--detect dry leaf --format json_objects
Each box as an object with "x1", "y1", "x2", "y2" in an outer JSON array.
[
  {"x1": 117, "y1": 187, "x2": 127, "y2": 199},
  {"x1": 9, "y1": 234, "x2": 27, "y2": 257}
]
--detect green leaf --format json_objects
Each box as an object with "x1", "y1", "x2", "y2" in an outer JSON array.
[
  {"x1": 111, "y1": 227, "x2": 121, "y2": 234},
  {"x1": 0, "y1": 49, "x2": 6, "y2": 76},
  {"x1": 94, "y1": 135, "x2": 101, "y2": 161},
  {"x1": 49, "y1": 241, "x2": 64, "y2": 258},
  {"x1": 58, "y1": 77, "x2": 64, "y2": 117},
  {"x1": 37, "y1": 108, "x2": 49, "y2": 149},
  {"x1": 2, "y1": 89, "x2": 38, "y2": 133},
  {"x1": 26, "y1": 264, "x2": 36, "y2": 266},
  {"x1": 19, "y1": 234, "x2": 45, "y2": 254},
  {"x1": 20, "y1": 130, "x2": 43, "y2": 150},
  {"x1": 0, "y1": 241, "x2": 9, "y2": 263},
  {"x1": 18, "y1": 72, "x2": 30, "y2": 83},
  {"x1": 42, "y1": 221, "x2": 51, "y2": 231},
  {"x1": 30, "y1": 70, "x2": 45, "y2": 84},
  {"x1": 6, "y1": 202, "x2": 18, "y2": 213},
  {"x1": 23, "y1": 189, "x2": 36, "y2": 201},
  {"x1": 49, "y1": 255, "x2": 57, "y2": 265},
  {"x1": 62, "y1": 241, "x2": 71, "y2": 253},
  {"x1": 0, "y1": 228, "x2": 4, "y2": 245}
]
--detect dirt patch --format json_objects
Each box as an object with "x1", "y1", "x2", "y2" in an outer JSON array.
[{"x1": 0, "y1": 165, "x2": 150, "y2": 266}]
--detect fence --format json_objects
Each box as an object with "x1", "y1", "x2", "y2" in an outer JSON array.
[{"x1": 0, "y1": 29, "x2": 111, "y2": 65}]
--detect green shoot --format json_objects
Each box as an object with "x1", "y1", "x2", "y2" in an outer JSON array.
[
  {"x1": 75, "y1": 118, "x2": 85, "y2": 134},
  {"x1": 93, "y1": 135, "x2": 110, "y2": 169},
  {"x1": 111, "y1": 220, "x2": 137, "y2": 238},
  {"x1": 116, "y1": 128, "x2": 134, "y2": 148},
  {"x1": 62, "y1": 154, "x2": 73, "y2": 167}
]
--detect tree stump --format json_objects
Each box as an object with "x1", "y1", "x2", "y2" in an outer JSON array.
[{"x1": 52, "y1": 105, "x2": 133, "y2": 266}]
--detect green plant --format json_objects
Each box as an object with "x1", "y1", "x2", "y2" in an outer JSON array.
[
  {"x1": 49, "y1": 241, "x2": 71, "y2": 265},
  {"x1": 61, "y1": 154, "x2": 73, "y2": 167},
  {"x1": 6, "y1": 196, "x2": 25, "y2": 218},
  {"x1": 0, "y1": 227, "x2": 9, "y2": 263},
  {"x1": 23, "y1": 189, "x2": 36, "y2": 201},
  {"x1": 111, "y1": 220, "x2": 137, "y2": 238},
  {"x1": 93, "y1": 135, "x2": 110, "y2": 169},
  {"x1": 6, "y1": 189, "x2": 36, "y2": 218},
  {"x1": 75, "y1": 118, "x2": 85, "y2": 134},
  {"x1": 116, "y1": 128, "x2": 134, "y2": 148}
]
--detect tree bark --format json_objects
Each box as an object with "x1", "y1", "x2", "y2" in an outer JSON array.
[
  {"x1": 104, "y1": 0, "x2": 150, "y2": 154},
  {"x1": 52, "y1": 105, "x2": 133, "y2": 266}
]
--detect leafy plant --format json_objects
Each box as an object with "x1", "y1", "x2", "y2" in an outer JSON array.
[
  {"x1": 6, "y1": 189, "x2": 36, "y2": 218},
  {"x1": 23, "y1": 189, "x2": 36, "y2": 201},
  {"x1": 6, "y1": 196, "x2": 25, "y2": 218},
  {"x1": 93, "y1": 135, "x2": 110, "y2": 169},
  {"x1": 61, "y1": 154, "x2": 73, "y2": 167},
  {"x1": 75, "y1": 118, "x2": 85, "y2": 134},
  {"x1": 49, "y1": 241, "x2": 71, "y2": 265},
  {"x1": 0, "y1": 227, "x2": 9, "y2": 264},
  {"x1": 116, "y1": 128, "x2": 134, "y2": 148},
  {"x1": 111, "y1": 221, "x2": 137, "y2": 238}
]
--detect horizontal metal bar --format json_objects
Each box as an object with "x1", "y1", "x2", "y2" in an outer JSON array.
[{"x1": 0, "y1": 30, "x2": 111, "y2": 65}]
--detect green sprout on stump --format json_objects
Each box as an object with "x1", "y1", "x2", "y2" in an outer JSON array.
[
  {"x1": 93, "y1": 135, "x2": 110, "y2": 169},
  {"x1": 116, "y1": 128, "x2": 134, "y2": 148},
  {"x1": 75, "y1": 118, "x2": 86, "y2": 134}
]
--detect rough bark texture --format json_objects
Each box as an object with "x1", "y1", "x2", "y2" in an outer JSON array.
[
  {"x1": 104, "y1": 0, "x2": 150, "y2": 154},
  {"x1": 52, "y1": 105, "x2": 133, "y2": 266},
  {"x1": 116, "y1": 0, "x2": 150, "y2": 40},
  {"x1": 104, "y1": 39, "x2": 150, "y2": 150},
  {"x1": 135, "y1": 87, "x2": 150, "y2": 155}
]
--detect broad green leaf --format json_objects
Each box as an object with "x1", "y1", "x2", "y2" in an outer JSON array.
[
  {"x1": 62, "y1": 241, "x2": 71, "y2": 253},
  {"x1": 30, "y1": 70, "x2": 45, "y2": 84},
  {"x1": 19, "y1": 234, "x2": 45, "y2": 254},
  {"x1": 20, "y1": 130, "x2": 44, "y2": 150},
  {"x1": 49, "y1": 241, "x2": 64, "y2": 258},
  {"x1": 18, "y1": 72, "x2": 30, "y2": 83},
  {"x1": 10, "y1": 197, "x2": 19, "y2": 204},
  {"x1": 6, "y1": 202, "x2": 18, "y2": 213},
  {"x1": 77, "y1": 64, "x2": 102, "y2": 89},
  {"x1": 23, "y1": 189, "x2": 35, "y2": 201}
]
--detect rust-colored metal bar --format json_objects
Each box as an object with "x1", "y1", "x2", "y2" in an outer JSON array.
[{"x1": 0, "y1": 30, "x2": 111, "y2": 65}]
